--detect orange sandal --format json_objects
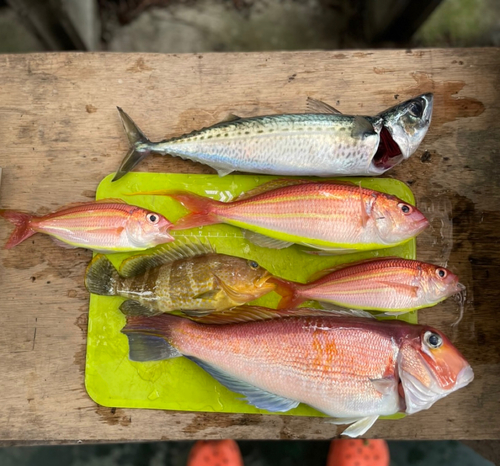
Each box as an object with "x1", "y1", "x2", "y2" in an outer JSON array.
[
  {"x1": 187, "y1": 440, "x2": 244, "y2": 466},
  {"x1": 327, "y1": 439, "x2": 390, "y2": 466}
]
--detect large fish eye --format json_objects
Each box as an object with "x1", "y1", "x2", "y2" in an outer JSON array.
[
  {"x1": 436, "y1": 268, "x2": 447, "y2": 279},
  {"x1": 398, "y1": 203, "x2": 413, "y2": 215},
  {"x1": 146, "y1": 213, "x2": 159, "y2": 224},
  {"x1": 248, "y1": 260, "x2": 259, "y2": 269},
  {"x1": 408, "y1": 99, "x2": 424, "y2": 118},
  {"x1": 424, "y1": 331, "x2": 443, "y2": 349}
]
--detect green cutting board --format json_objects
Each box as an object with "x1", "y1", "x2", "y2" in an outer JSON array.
[{"x1": 85, "y1": 173, "x2": 416, "y2": 419}]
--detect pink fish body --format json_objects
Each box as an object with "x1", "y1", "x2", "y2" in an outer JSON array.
[
  {"x1": 273, "y1": 257, "x2": 464, "y2": 313},
  {"x1": 148, "y1": 180, "x2": 429, "y2": 253},
  {"x1": 122, "y1": 309, "x2": 473, "y2": 437},
  {"x1": 0, "y1": 200, "x2": 174, "y2": 252}
]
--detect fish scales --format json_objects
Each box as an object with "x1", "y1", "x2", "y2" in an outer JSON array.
[
  {"x1": 154, "y1": 115, "x2": 377, "y2": 176},
  {"x1": 113, "y1": 94, "x2": 434, "y2": 180},
  {"x1": 282, "y1": 257, "x2": 463, "y2": 312},
  {"x1": 213, "y1": 184, "x2": 393, "y2": 245},
  {"x1": 0, "y1": 200, "x2": 174, "y2": 252},
  {"x1": 122, "y1": 307, "x2": 473, "y2": 436},
  {"x1": 167, "y1": 316, "x2": 400, "y2": 417},
  {"x1": 85, "y1": 249, "x2": 275, "y2": 315}
]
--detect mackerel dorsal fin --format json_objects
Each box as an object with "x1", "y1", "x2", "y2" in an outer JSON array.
[
  {"x1": 119, "y1": 238, "x2": 214, "y2": 278},
  {"x1": 188, "y1": 305, "x2": 336, "y2": 325},
  {"x1": 306, "y1": 97, "x2": 342, "y2": 114},
  {"x1": 237, "y1": 178, "x2": 316, "y2": 201}
]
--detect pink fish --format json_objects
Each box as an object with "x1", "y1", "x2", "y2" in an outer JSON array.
[
  {"x1": 0, "y1": 199, "x2": 174, "y2": 252},
  {"x1": 122, "y1": 306, "x2": 473, "y2": 437},
  {"x1": 272, "y1": 257, "x2": 464, "y2": 314},
  {"x1": 135, "y1": 180, "x2": 429, "y2": 254}
]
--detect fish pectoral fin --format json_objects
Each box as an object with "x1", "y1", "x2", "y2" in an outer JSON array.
[
  {"x1": 124, "y1": 333, "x2": 182, "y2": 362},
  {"x1": 187, "y1": 356, "x2": 300, "y2": 412},
  {"x1": 212, "y1": 275, "x2": 254, "y2": 304},
  {"x1": 351, "y1": 116, "x2": 377, "y2": 140},
  {"x1": 306, "y1": 97, "x2": 342, "y2": 114},
  {"x1": 242, "y1": 230, "x2": 294, "y2": 249},
  {"x1": 192, "y1": 289, "x2": 220, "y2": 300},
  {"x1": 119, "y1": 238, "x2": 215, "y2": 278},
  {"x1": 50, "y1": 237, "x2": 78, "y2": 249},
  {"x1": 377, "y1": 281, "x2": 420, "y2": 298},
  {"x1": 340, "y1": 416, "x2": 380, "y2": 438},
  {"x1": 119, "y1": 300, "x2": 160, "y2": 317},
  {"x1": 371, "y1": 376, "x2": 397, "y2": 395}
]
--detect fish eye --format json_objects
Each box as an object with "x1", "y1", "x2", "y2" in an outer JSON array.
[
  {"x1": 146, "y1": 213, "x2": 159, "y2": 224},
  {"x1": 436, "y1": 268, "x2": 447, "y2": 279},
  {"x1": 424, "y1": 331, "x2": 443, "y2": 349},
  {"x1": 248, "y1": 260, "x2": 259, "y2": 269},
  {"x1": 408, "y1": 100, "x2": 424, "y2": 118},
  {"x1": 398, "y1": 203, "x2": 413, "y2": 215}
]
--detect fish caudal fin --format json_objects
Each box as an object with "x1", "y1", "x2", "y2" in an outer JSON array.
[
  {"x1": 84, "y1": 254, "x2": 120, "y2": 296},
  {"x1": 167, "y1": 191, "x2": 221, "y2": 230},
  {"x1": 0, "y1": 210, "x2": 36, "y2": 248},
  {"x1": 270, "y1": 278, "x2": 305, "y2": 309},
  {"x1": 121, "y1": 314, "x2": 182, "y2": 361},
  {"x1": 112, "y1": 107, "x2": 151, "y2": 182}
]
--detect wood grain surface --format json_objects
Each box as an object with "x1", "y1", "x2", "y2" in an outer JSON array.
[{"x1": 0, "y1": 49, "x2": 499, "y2": 444}]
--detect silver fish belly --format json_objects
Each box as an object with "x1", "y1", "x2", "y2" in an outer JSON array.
[{"x1": 152, "y1": 115, "x2": 380, "y2": 176}]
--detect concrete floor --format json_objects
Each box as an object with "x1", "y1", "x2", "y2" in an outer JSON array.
[{"x1": 0, "y1": 440, "x2": 495, "y2": 466}]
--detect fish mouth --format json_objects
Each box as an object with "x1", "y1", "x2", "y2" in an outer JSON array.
[
  {"x1": 372, "y1": 126, "x2": 403, "y2": 171},
  {"x1": 255, "y1": 272, "x2": 276, "y2": 290},
  {"x1": 399, "y1": 354, "x2": 473, "y2": 415},
  {"x1": 371, "y1": 93, "x2": 434, "y2": 173}
]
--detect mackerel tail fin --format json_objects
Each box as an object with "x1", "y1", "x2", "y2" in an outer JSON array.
[
  {"x1": 122, "y1": 314, "x2": 182, "y2": 362},
  {"x1": 84, "y1": 254, "x2": 120, "y2": 296},
  {"x1": 0, "y1": 210, "x2": 36, "y2": 248},
  {"x1": 270, "y1": 277, "x2": 305, "y2": 309},
  {"x1": 112, "y1": 107, "x2": 151, "y2": 182}
]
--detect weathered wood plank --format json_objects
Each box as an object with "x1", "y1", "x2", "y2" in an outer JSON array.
[{"x1": 0, "y1": 49, "x2": 499, "y2": 443}]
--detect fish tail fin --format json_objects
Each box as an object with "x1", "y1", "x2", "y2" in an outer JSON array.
[
  {"x1": 0, "y1": 210, "x2": 36, "y2": 248},
  {"x1": 112, "y1": 107, "x2": 151, "y2": 182},
  {"x1": 121, "y1": 315, "x2": 183, "y2": 361},
  {"x1": 84, "y1": 254, "x2": 120, "y2": 296},
  {"x1": 270, "y1": 278, "x2": 305, "y2": 309},
  {"x1": 168, "y1": 191, "x2": 221, "y2": 230}
]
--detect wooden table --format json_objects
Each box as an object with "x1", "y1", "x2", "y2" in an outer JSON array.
[{"x1": 0, "y1": 49, "x2": 499, "y2": 444}]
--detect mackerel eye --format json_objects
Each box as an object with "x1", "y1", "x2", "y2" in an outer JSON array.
[
  {"x1": 436, "y1": 268, "x2": 447, "y2": 279},
  {"x1": 408, "y1": 100, "x2": 424, "y2": 118},
  {"x1": 398, "y1": 203, "x2": 413, "y2": 215},
  {"x1": 424, "y1": 331, "x2": 443, "y2": 349},
  {"x1": 248, "y1": 260, "x2": 259, "y2": 270},
  {"x1": 146, "y1": 213, "x2": 159, "y2": 224}
]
